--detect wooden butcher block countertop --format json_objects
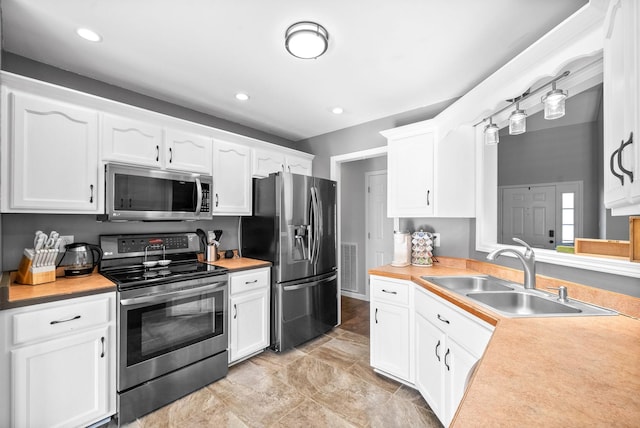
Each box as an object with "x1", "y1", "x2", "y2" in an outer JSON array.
[
  {"x1": 369, "y1": 258, "x2": 640, "y2": 427},
  {"x1": 1, "y1": 257, "x2": 270, "y2": 310}
]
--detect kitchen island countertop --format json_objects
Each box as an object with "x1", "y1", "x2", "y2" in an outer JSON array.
[{"x1": 370, "y1": 259, "x2": 640, "y2": 427}]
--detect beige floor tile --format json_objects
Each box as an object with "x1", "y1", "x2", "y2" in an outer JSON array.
[
  {"x1": 274, "y1": 398, "x2": 357, "y2": 428},
  {"x1": 367, "y1": 395, "x2": 443, "y2": 428},
  {"x1": 309, "y1": 336, "x2": 369, "y2": 371},
  {"x1": 349, "y1": 358, "x2": 402, "y2": 394}
]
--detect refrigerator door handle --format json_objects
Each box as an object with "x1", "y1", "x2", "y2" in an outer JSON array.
[
  {"x1": 310, "y1": 186, "x2": 321, "y2": 265},
  {"x1": 282, "y1": 274, "x2": 338, "y2": 291}
]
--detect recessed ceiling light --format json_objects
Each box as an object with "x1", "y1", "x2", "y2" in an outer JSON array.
[
  {"x1": 235, "y1": 93, "x2": 250, "y2": 101},
  {"x1": 332, "y1": 107, "x2": 344, "y2": 115},
  {"x1": 76, "y1": 27, "x2": 102, "y2": 42}
]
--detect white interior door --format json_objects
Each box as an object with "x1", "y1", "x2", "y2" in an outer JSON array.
[
  {"x1": 501, "y1": 185, "x2": 556, "y2": 249},
  {"x1": 366, "y1": 171, "x2": 394, "y2": 284}
]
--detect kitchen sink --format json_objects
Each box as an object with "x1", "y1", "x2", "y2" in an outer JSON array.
[
  {"x1": 421, "y1": 275, "x2": 617, "y2": 318},
  {"x1": 421, "y1": 275, "x2": 514, "y2": 293},
  {"x1": 466, "y1": 292, "x2": 581, "y2": 315}
]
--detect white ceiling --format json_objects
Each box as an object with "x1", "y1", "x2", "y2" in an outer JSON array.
[{"x1": 0, "y1": 0, "x2": 588, "y2": 142}]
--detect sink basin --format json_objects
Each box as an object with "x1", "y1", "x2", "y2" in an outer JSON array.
[
  {"x1": 466, "y1": 292, "x2": 581, "y2": 316},
  {"x1": 421, "y1": 275, "x2": 514, "y2": 293}
]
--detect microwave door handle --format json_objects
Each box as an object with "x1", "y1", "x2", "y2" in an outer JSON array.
[{"x1": 195, "y1": 177, "x2": 203, "y2": 215}]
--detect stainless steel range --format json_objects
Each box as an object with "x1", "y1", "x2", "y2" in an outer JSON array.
[{"x1": 99, "y1": 232, "x2": 228, "y2": 425}]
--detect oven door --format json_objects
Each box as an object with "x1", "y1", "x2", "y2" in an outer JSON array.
[{"x1": 118, "y1": 278, "x2": 227, "y2": 391}]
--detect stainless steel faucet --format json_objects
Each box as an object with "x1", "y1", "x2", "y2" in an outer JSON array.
[{"x1": 486, "y1": 237, "x2": 536, "y2": 289}]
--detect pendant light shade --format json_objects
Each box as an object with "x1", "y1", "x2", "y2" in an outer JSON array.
[
  {"x1": 509, "y1": 103, "x2": 527, "y2": 135},
  {"x1": 285, "y1": 21, "x2": 329, "y2": 59},
  {"x1": 484, "y1": 118, "x2": 499, "y2": 145},
  {"x1": 542, "y1": 82, "x2": 568, "y2": 120}
]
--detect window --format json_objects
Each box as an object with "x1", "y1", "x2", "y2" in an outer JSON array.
[{"x1": 561, "y1": 192, "x2": 575, "y2": 244}]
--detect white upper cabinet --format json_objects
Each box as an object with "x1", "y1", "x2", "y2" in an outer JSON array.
[
  {"x1": 164, "y1": 128, "x2": 212, "y2": 174},
  {"x1": 285, "y1": 154, "x2": 313, "y2": 176},
  {"x1": 253, "y1": 148, "x2": 285, "y2": 177},
  {"x1": 383, "y1": 124, "x2": 475, "y2": 218},
  {"x1": 101, "y1": 114, "x2": 163, "y2": 167},
  {"x1": 212, "y1": 140, "x2": 252, "y2": 215},
  {"x1": 603, "y1": 0, "x2": 640, "y2": 214},
  {"x1": 1, "y1": 90, "x2": 100, "y2": 213}
]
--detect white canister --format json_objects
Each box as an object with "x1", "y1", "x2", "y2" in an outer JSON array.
[{"x1": 391, "y1": 232, "x2": 411, "y2": 267}]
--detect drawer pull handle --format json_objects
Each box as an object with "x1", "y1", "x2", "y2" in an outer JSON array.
[
  {"x1": 245, "y1": 279, "x2": 258, "y2": 284},
  {"x1": 100, "y1": 337, "x2": 105, "y2": 358},
  {"x1": 445, "y1": 348, "x2": 451, "y2": 371},
  {"x1": 381, "y1": 289, "x2": 397, "y2": 295},
  {"x1": 435, "y1": 340, "x2": 441, "y2": 361},
  {"x1": 375, "y1": 308, "x2": 378, "y2": 324},
  {"x1": 50, "y1": 315, "x2": 81, "y2": 325},
  {"x1": 233, "y1": 304, "x2": 237, "y2": 319},
  {"x1": 437, "y1": 314, "x2": 450, "y2": 324}
]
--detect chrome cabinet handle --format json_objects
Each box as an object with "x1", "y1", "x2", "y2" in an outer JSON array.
[
  {"x1": 89, "y1": 184, "x2": 94, "y2": 203},
  {"x1": 100, "y1": 337, "x2": 105, "y2": 358},
  {"x1": 444, "y1": 348, "x2": 451, "y2": 371},
  {"x1": 435, "y1": 339, "x2": 441, "y2": 361},
  {"x1": 381, "y1": 289, "x2": 397, "y2": 295},
  {"x1": 618, "y1": 132, "x2": 634, "y2": 183},
  {"x1": 437, "y1": 314, "x2": 450, "y2": 324},
  {"x1": 233, "y1": 304, "x2": 237, "y2": 319},
  {"x1": 50, "y1": 315, "x2": 81, "y2": 325},
  {"x1": 169, "y1": 147, "x2": 173, "y2": 163},
  {"x1": 155, "y1": 145, "x2": 160, "y2": 162}
]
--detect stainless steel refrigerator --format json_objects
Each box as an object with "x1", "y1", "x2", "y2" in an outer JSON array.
[{"x1": 241, "y1": 172, "x2": 338, "y2": 352}]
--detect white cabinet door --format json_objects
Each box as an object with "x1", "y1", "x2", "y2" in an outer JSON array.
[
  {"x1": 603, "y1": 0, "x2": 640, "y2": 213},
  {"x1": 164, "y1": 128, "x2": 212, "y2": 173},
  {"x1": 285, "y1": 155, "x2": 313, "y2": 176},
  {"x1": 253, "y1": 148, "x2": 285, "y2": 178},
  {"x1": 229, "y1": 288, "x2": 270, "y2": 363},
  {"x1": 415, "y1": 309, "x2": 446, "y2": 420},
  {"x1": 102, "y1": 114, "x2": 163, "y2": 167},
  {"x1": 387, "y1": 131, "x2": 435, "y2": 217},
  {"x1": 212, "y1": 140, "x2": 252, "y2": 215},
  {"x1": 4, "y1": 92, "x2": 100, "y2": 213},
  {"x1": 12, "y1": 326, "x2": 111, "y2": 428},
  {"x1": 445, "y1": 339, "x2": 478, "y2": 426},
  {"x1": 370, "y1": 301, "x2": 411, "y2": 381}
]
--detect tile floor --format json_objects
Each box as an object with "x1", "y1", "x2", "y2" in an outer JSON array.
[{"x1": 124, "y1": 296, "x2": 442, "y2": 427}]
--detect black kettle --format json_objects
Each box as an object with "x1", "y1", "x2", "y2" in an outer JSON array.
[{"x1": 59, "y1": 243, "x2": 103, "y2": 277}]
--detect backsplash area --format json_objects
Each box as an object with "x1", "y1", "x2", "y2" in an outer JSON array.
[{"x1": 0, "y1": 214, "x2": 241, "y2": 271}]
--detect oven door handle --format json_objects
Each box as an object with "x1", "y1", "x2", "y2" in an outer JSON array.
[{"x1": 120, "y1": 282, "x2": 226, "y2": 306}]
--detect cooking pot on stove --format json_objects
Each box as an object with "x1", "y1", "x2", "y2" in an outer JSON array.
[{"x1": 58, "y1": 243, "x2": 103, "y2": 277}]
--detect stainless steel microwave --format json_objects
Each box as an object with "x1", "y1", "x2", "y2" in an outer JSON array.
[{"x1": 104, "y1": 164, "x2": 212, "y2": 221}]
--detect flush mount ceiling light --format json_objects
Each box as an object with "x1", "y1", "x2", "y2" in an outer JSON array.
[
  {"x1": 484, "y1": 118, "x2": 499, "y2": 145},
  {"x1": 542, "y1": 82, "x2": 568, "y2": 120},
  {"x1": 332, "y1": 107, "x2": 343, "y2": 115},
  {"x1": 235, "y1": 92, "x2": 250, "y2": 101},
  {"x1": 76, "y1": 27, "x2": 102, "y2": 42},
  {"x1": 285, "y1": 21, "x2": 329, "y2": 59},
  {"x1": 509, "y1": 103, "x2": 527, "y2": 135}
]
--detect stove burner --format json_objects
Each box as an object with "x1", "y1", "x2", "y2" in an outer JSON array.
[{"x1": 158, "y1": 269, "x2": 172, "y2": 276}]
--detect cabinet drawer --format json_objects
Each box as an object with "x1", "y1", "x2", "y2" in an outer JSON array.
[
  {"x1": 371, "y1": 277, "x2": 410, "y2": 306},
  {"x1": 12, "y1": 294, "x2": 113, "y2": 346},
  {"x1": 415, "y1": 287, "x2": 492, "y2": 357},
  {"x1": 230, "y1": 268, "x2": 270, "y2": 295}
]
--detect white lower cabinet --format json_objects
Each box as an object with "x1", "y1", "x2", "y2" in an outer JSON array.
[
  {"x1": 228, "y1": 267, "x2": 270, "y2": 364},
  {"x1": 0, "y1": 292, "x2": 116, "y2": 428},
  {"x1": 370, "y1": 276, "x2": 413, "y2": 383},
  {"x1": 414, "y1": 286, "x2": 494, "y2": 427}
]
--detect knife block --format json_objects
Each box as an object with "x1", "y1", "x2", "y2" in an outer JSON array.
[{"x1": 15, "y1": 255, "x2": 56, "y2": 285}]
